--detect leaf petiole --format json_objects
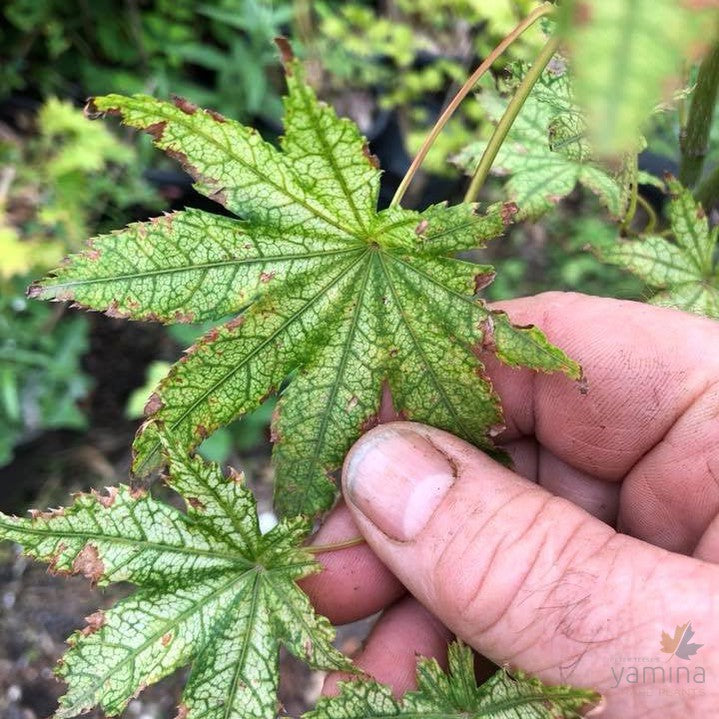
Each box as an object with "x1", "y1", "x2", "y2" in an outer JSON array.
[
  {"x1": 464, "y1": 34, "x2": 561, "y2": 204},
  {"x1": 305, "y1": 536, "x2": 367, "y2": 554},
  {"x1": 389, "y1": 2, "x2": 555, "y2": 208}
]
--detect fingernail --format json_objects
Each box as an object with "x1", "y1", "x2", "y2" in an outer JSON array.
[{"x1": 343, "y1": 427, "x2": 455, "y2": 541}]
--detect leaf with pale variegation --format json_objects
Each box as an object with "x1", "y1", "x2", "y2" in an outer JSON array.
[
  {"x1": 30, "y1": 45, "x2": 579, "y2": 517},
  {"x1": 0, "y1": 438, "x2": 351, "y2": 719},
  {"x1": 597, "y1": 178, "x2": 719, "y2": 318},
  {"x1": 305, "y1": 641, "x2": 601, "y2": 719}
]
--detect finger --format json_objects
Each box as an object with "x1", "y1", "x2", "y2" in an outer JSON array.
[
  {"x1": 322, "y1": 596, "x2": 451, "y2": 698},
  {"x1": 502, "y1": 438, "x2": 620, "y2": 525},
  {"x1": 618, "y1": 379, "x2": 719, "y2": 553},
  {"x1": 487, "y1": 292, "x2": 719, "y2": 551},
  {"x1": 694, "y1": 512, "x2": 719, "y2": 563},
  {"x1": 300, "y1": 502, "x2": 405, "y2": 625},
  {"x1": 342, "y1": 422, "x2": 719, "y2": 717}
]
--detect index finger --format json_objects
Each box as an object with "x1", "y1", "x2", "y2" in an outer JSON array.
[{"x1": 484, "y1": 291, "x2": 719, "y2": 481}]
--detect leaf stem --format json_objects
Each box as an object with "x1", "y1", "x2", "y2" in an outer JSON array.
[
  {"x1": 389, "y1": 2, "x2": 554, "y2": 208},
  {"x1": 679, "y1": 40, "x2": 719, "y2": 188},
  {"x1": 621, "y1": 154, "x2": 639, "y2": 233},
  {"x1": 635, "y1": 194, "x2": 657, "y2": 234},
  {"x1": 463, "y1": 34, "x2": 561, "y2": 204},
  {"x1": 305, "y1": 536, "x2": 366, "y2": 554}
]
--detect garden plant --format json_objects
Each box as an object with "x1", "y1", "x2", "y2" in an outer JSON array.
[{"x1": 1, "y1": 1, "x2": 719, "y2": 717}]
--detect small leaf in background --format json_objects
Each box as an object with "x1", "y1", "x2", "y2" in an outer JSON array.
[
  {"x1": 558, "y1": 0, "x2": 718, "y2": 156},
  {"x1": 305, "y1": 640, "x2": 600, "y2": 719},
  {"x1": 32, "y1": 47, "x2": 580, "y2": 518},
  {"x1": 596, "y1": 178, "x2": 719, "y2": 318},
  {"x1": 455, "y1": 63, "x2": 629, "y2": 219},
  {"x1": 0, "y1": 440, "x2": 351, "y2": 719}
]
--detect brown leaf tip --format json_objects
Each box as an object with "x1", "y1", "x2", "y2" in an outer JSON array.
[
  {"x1": 144, "y1": 392, "x2": 164, "y2": 416},
  {"x1": 500, "y1": 202, "x2": 519, "y2": 226},
  {"x1": 29, "y1": 507, "x2": 65, "y2": 520},
  {"x1": 275, "y1": 37, "x2": 294, "y2": 70},
  {"x1": 105, "y1": 301, "x2": 131, "y2": 320},
  {"x1": 172, "y1": 96, "x2": 198, "y2": 116},
  {"x1": 362, "y1": 143, "x2": 380, "y2": 169},
  {"x1": 26, "y1": 282, "x2": 44, "y2": 300},
  {"x1": 81, "y1": 611, "x2": 106, "y2": 636},
  {"x1": 207, "y1": 108, "x2": 227, "y2": 124},
  {"x1": 474, "y1": 270, "x2": 496, "y2": 293},
  {"x1": 92, "y1": 486, "x2": 119, "y2": 509},
  {"x1": 72, "y1": 544, "x2": 105, "y2": 584},
  {"x1": 227, "y1": 467, "x2": 245, "y2": 484}
]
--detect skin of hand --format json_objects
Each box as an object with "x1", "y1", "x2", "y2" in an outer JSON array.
[{"x1": 299, "y1": 292, "x2": 719, "y2": 718}]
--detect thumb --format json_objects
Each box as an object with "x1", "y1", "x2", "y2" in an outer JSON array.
[{"x1": 342, "y1": 422, "x2": 719, "y2": 714}]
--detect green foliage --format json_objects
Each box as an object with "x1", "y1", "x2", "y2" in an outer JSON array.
[
  {"x1": 0, "y1": 282, "x2": 91, "y2": 466},
  {"x1": 306, "y1": 641, "x2": 600, "y2": 719},
  {"x1": 455, "y1": 62, "x2": 630, "y2": 219},
  {"x1": 3, "y1": 97, "x2": 158, "y2": 258},
  {"x1": 32, "y1": 57, "x2": 579, "y2": 518},
  {"x1": 0, "y1": 440, "x2": 351, "y2": 719},
  {"x1": 1, "y1": 0, "x2": 290, "y2": 123},
  {"x1": 485, "y1": 211, "x2": 645, "y2": 303},
  {"x1": 596, "y1": 179, "x2": 719, "y2": 317},
  {"x1": 558, "y1": 0, "x2": 717, "y2": 155},
  {"x1": 0, "y1": 97, "x2": 157, "y2": 466}
]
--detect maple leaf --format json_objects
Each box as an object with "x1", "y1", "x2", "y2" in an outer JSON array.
[
  {"x1": 0, "y1": 438, "x2": 351, "y2": 719},
  {"x1": 455, "y1": 63, "x2": 629, "y2": 219},
  {"x1": 675, "y1": 622, "x2": 704, "y2": 661},
  {"x1": 305, "y1": 641, "x2": 600, "y2": 719},
  {"x1": 596, "y1": 178, "x2": 719, "y2": 318},
  {"x1": 660, "y1": 622, "x2": 688, "y2": 655},
  {"x1": 30, "y1": 45, "x2": 579, "y2": 517}
]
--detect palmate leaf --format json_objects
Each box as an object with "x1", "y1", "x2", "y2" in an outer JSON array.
[
  {"x1": 305, "y1": 641, "x2": 600, "y2": 719},
  {"x1": 597, "y1": 178, "x2": 719, "y2": 318},
  {"x1": 30, "y1": 46, "x2": 579, "y2": 517},
  {"x1": 0, "y1": 438, "x2": 351, "y2": 719},
  {"x1": 455, "y1": 63, "x2": 629, "y2": 220},
  {"x1": 558, "y1": 0, "x2": 717, "y2": 156}
]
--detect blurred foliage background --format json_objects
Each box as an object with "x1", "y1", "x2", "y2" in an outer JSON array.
[{"x1": 0, "y1": 1, "x2": 715, "y2": 717}]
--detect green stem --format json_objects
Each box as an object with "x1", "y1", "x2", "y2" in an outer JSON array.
[
  {"x1": 635, "y1": 194, "x2": 657, "y2": 234},
  {"x1": 389, "y1": 2, "x2": 554, "y2": 208},
  {"x1": 305, "y1": 536, "x2": 366, "y2": 554},
  {"x1": 695, "y1": 163, "x2": 719, "y2": 209},
  {"x1": 679, "y1": 40, "x2": 719, "y2": 188},
  {"x1": 621, "y1": 154, "x2": 639, "y2": 232},
  {"x1": 464, "y1": 34, "x2": 561, "y2": 204}
]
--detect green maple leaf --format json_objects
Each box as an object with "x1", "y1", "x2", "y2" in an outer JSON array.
[
  {"x1": 0, "y1": 438, "x2": 351, "y2": 719},
  {"x1": 597, "y1": 178, "x2": 719, "y2": 318},
  {"x1": 305, "y1": 641, "x2": 600, "y2": 719},
  {"x1": 30, "y1": 45, "x2": 579, "y2": 517},
  {"x1": 455, "y1": 63, "x2": 629, "y2": 220}
]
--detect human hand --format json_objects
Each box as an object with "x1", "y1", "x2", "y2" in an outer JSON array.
[{"x1": 301, "y1": 292, "x2": 719, "y2": 718}]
